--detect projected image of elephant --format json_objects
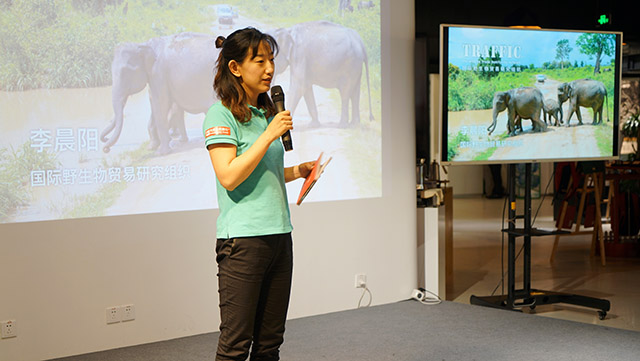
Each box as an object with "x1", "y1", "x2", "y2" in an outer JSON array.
[
  {"x1": 272, "y1": 21, "x2": 374, "y2": 127},
  {"x1": 101, "y1": 32, "x2": 219, "y2": 154},
  {"x1": 487, "y1": 87, "x2": 547, "y2": 136},
  {"x1": 557, "y1": 79, "x2": 608, "y2": 126},
  {"x1": 101, "y1": 38, "x2": 184, "y2": 153}
]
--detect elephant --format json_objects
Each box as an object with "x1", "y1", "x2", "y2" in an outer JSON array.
[
  {"x1": 271, "y1": 21, "x2": 374, "y2": 127},
  {"x1": 487, "y1": 87, "x2": 547, "y2": 136},
  {"x1": 543, "y1": 98, "x2": 563, "y2": 126},
  {"x1": 557, "y1": 79, "x2": 608, "y2": 126},
  {"x1": 101, "y1": 32, "x2": 219, "y2": 154}
]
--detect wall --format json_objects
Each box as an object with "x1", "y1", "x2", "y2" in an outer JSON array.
[{"x1": 0, "y1": 1, "x2": 417, "y2": 360}]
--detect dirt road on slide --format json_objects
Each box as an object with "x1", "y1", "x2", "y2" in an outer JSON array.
[{"x1": 490, "y1": 121, "x2": 599, "y2": 161}]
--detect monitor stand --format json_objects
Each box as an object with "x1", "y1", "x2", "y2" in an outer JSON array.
[{"x1": 470, "y1": 163, "x2": 610, "y2": 320}]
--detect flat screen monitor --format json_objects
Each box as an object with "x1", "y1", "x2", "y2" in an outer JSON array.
[{"x1": 440, "y1": 24, "x2": 622, "y2": 165}]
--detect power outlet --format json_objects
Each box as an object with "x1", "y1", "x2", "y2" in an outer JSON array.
[
  {"x1": 1, "y1": 320, "x2": 17, "y2": 339},
  {"x1": 355, "y1": 273, "x2": 367, "y2": 288},
  {"x1": 121, "y1": 304, "x2": 136, "y2": 322},
  {"x1": 106, "y1": 306, "x2": 121, "y2": 324}
]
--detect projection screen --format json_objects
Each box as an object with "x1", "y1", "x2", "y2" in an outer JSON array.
[{"x1": 0, "y1": 0, "x2": 382, "y2": 224}]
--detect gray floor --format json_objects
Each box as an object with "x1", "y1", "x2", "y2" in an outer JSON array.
[{"x1": 50, "y1": 300, "x2": 640, "y2": 361}]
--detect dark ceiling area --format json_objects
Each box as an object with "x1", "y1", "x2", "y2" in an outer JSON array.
[{"x1": 415, "y1": 1, "x2": 640, "y2": 75}]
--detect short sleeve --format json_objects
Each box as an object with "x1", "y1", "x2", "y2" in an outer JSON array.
[{"x1": 203, "y1": 102, "x2": 238, "y2": 147}]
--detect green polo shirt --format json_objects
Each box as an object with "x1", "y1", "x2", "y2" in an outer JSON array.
[{"x1": 203, "y1": 101, "x2": 292, "y2": 239}]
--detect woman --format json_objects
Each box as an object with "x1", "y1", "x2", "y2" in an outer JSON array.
[{"x1": 203, "y1": 27, "x2": 314, "y2": 361}]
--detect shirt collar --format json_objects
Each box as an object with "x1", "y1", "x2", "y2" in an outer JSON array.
[{"x1": 248, "y1": 105, "x2": 267, "y2": 115}]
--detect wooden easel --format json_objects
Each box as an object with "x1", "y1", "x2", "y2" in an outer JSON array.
[{"x1": 550, "y1": 162, "x2": 606, "y2": 266}]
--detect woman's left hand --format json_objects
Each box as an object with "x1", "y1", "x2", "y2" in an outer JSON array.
[
  {"x1": 298, "y1": 161, "x2": 316, "y2": 179},
  {"x1": 285, "y1": 161, "x2": 316, "y2": 182}
]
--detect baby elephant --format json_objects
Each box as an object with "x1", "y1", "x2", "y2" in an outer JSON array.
[{"x1": 543, "y1": 98, "x2": 563, "y2": 126}]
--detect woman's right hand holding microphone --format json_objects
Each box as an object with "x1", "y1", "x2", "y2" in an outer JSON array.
[{"x1": 266, "y1": 110, "x2": 293, "y2": 143}]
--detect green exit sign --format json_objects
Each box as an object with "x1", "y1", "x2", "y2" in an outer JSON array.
[{"x1": 597, "y1": 14, "x2": 610, "y2": 25}]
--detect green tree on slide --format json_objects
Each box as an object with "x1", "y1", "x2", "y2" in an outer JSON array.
[{"x1": 576, "y1": 33, "x2": 615, "y2": 75}]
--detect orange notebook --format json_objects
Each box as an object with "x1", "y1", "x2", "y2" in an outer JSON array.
[{"x1": 296, "y1": 153, "x2": 332, "y2": 205}]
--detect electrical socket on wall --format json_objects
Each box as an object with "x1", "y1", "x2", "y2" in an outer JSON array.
[
  {"x1": 106, "y1": 306, "x2": 121, "y2": 324},
  {"x1": 121, "y1": 304, "x2": 136, "y2": 322},
  {"x1": 355, "y1": 273, "x2": 367, "y2": 288},
  {"x1": 1, "y1": 320, "x2": 17, "y2": 339},
  {"x1": 106, "y1": 304, "x2": 136, "y2": 324}
]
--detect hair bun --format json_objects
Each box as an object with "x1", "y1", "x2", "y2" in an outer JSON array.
[{"x1": 215, "y1": 36, "x2": 226, "y2": 49}]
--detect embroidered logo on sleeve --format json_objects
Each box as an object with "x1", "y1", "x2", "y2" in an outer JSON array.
[{"x1": 205, "y1": 126, "x2": 231, "y2": 137}]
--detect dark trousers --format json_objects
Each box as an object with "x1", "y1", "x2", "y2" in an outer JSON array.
[{"x1": 215, "y1": 233, "x2": 293, "y2": 361}]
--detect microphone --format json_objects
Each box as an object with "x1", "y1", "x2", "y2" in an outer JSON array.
[{"x1": 270, "y1": 85, "x2": 293, "y2": 151}]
